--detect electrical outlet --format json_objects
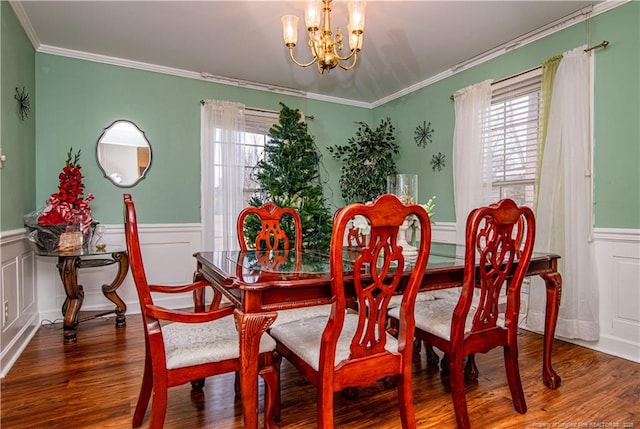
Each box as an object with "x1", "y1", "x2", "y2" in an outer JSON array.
[{"x1": 3, "y1": 301, "x2": 9, "y2": 324}]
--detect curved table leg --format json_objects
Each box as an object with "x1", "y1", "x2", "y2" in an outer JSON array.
[
  {"x1": 540, "y1": 270, "x2": 562, "y2": 389},
  {"x1": 58, "y1": 256, "x2": 83, "y2": 344},
  {"x1": 101, "y1": 251, "x2": 128, "y2": 328},
  {"x1": 234, "y1": 309, "x2": 277, "y2": 429}
]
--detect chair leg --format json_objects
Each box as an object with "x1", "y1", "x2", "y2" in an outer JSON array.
[
  {"x1": 397, "y1": 372, "x2": 417, "y2": 429},
  {"x1": 148, "y1": 380, "x2": 168, "y2": 429},
  {"x1": 504, "y1": 344, "x2": 527, "y2": 414},
  {"x1": 133, "y1": 352, "x2": 153, "y2": 428},
  {"x1": 440, "y1": 352, "x2": 449, "y2": 376},
  {"x1": 234, "y1": 371, "x2": 241, "y2": 400},
  {"x1": 191, "y1": 378, "x2": 205, "y2": 390},
  {"x1": 260, "y1": 351, "x2": 282, "y2": 427},
  {"x1": 413, "y1": 337, "x2": 422, "y2": 363},
  {"x1": 425, "y1": 341, "x2": 440, "y2": 374},
  {"x1": 464, "y1": 354, "x2": 479, "y2": 381},
  {"x1": 317, "y1": 382, "x2": 334, "y2": 429},
  {"x1": 449, "y1": 352, "x2": 471, "y2": 429}
]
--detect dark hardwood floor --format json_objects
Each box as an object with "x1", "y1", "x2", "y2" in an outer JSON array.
[{"x1": 1, "y1": 314, "x2": 638, "y2": 428}]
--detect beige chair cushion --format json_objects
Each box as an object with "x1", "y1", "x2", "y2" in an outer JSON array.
[
  {"x1": 269, "y1": 313, "x2": 399, "y2": 371},
  {"x1": 388, "y1": 290, "x2": 440, "y2": 309},
  {"x1": 269, "y1": 304, "x2": 333, "y2": 327},
  {"x1": 389, "y1": 287, "x2": 507, "y2": 341},
  {"x1": 162, "y1": 316, "x2": 276, "y2": 370}
]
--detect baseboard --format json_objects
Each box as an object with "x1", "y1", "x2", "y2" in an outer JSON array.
[
  {"x1": 557, "y1": 333, "x2": 640, "y2": 364},
  {"x1": 0, "y1": 312, "x2": 39, "y2": 378}
]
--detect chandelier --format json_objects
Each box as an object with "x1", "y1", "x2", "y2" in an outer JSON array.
[{"x1": 281, "y1": 0, "x2": 366, "y2": 74}]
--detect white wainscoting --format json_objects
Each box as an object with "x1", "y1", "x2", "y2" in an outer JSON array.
[
  {"x1": 36, "y1": 223, "x2": 204, "y2": 323},
  {"x1": 580, "y1": 228, "x2": 640, "y2": 362},
  {"x1": 1, "y1": 222, "x2": 638, "y2": 378},
  {"x1": 0, "y1": 229, "x2": 39, "y2": 377}
]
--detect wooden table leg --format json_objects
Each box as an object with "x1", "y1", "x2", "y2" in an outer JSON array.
[
  {"x1": 540, "y1": 270, "x2": 562, "y2": 389},
  {"x1": 234, "y1": 309, "x2": 277, "y2": 429},
  {"x1": 101, "y1": 251, "x2": 128, "y2": 328},
  {"x1": 58, "y1": 256, "x2": 83, "y2": 344}
]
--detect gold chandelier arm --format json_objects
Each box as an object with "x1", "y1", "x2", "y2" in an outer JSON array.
[
  {"x1": 338, "y1": 51, "x2": 359, "y2": 71},
  {"x1": 288, "y1": 47, "x2": 318, "y2": 68},
  {"x1": 332, "y1": 47, "x2": 357, "y2": 62}
]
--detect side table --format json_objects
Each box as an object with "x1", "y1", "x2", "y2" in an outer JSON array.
[{"x1": 38, "y1": 247, "x2": 129, "y2": 344}]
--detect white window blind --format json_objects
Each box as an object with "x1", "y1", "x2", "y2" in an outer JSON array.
[{"x1": 483, "y1": 70, "x2": 542, "y2": 208}]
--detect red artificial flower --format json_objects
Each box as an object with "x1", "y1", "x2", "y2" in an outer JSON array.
[{"x1": 38, "y1": 148, "x2": 94, "y2": 233}]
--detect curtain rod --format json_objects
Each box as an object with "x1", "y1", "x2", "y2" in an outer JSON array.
[
  {"x1": 449, "y1": 40, "x2": 609, "y2": 100},
  {"x1": 199, "y1": 101, "x2": 314, "y2": 120}
]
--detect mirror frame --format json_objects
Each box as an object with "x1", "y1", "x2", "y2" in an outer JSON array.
[{"x1": 96, "y1": 119, "x2": 152, "y2": 188}]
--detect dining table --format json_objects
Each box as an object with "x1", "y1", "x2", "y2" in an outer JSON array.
[{"x1": 193, "y1": 241, "x2": 562, "y2": 429}]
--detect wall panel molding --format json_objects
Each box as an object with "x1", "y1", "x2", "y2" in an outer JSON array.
[{"x1": 1, "y1": 234, "x2": 39, "y2": 377}]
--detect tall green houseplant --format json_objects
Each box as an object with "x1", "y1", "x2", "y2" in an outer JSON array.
[
  {"x1": 248, "y1": 103, "x2": 333, "y2": 249},
  {"x1": 328, "y1": 117, "x2": 399, "y2": 204}
]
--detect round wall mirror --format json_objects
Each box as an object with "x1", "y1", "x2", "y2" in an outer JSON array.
[{"x1": 96, "y1": 120, "x2": 152, "y2": 187}]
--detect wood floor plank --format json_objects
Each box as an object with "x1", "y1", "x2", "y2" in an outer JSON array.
[{"x1": 1, "y1": 315, "x2": 638, "y2": 428}]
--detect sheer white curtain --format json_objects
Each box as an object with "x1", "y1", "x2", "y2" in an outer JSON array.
[
  {"x1": 526, "y1": 47, "x2": 599, "y2": 340},
  {"x1": 452, "y1": 80, "x2": 493, "y2": 245},
  {"x1": 201, "y1": 100, "x2": 246, "y2": 252}
]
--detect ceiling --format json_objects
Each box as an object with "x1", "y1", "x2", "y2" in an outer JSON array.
[{"x1": 12, "y1": 1, "x2": 600, "y2": 105}]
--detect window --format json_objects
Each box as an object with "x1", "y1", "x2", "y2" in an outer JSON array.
[
  {"x1": 483, "y1": 70, "x2": 542, "y2": 208},
  {"x1": 201, "y1": 103, "x2": 277, "y2": 251},
  {"x1": 241, "y1": 111, "x2": 277, "y2": 205},
  {"x1": 207, "y1": 110, "x2": 276, "y2": 209}
]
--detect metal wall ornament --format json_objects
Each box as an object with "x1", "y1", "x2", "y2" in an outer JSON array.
[
  {"x1": 414, "y1": 120, "x2": 433, "y2": 148},
  {"x1": 431, "y1": 152, "x2": 446, "y2": 172},
  {"x1": 15, "y1": 86, "x2": 31, "y2": 121}
]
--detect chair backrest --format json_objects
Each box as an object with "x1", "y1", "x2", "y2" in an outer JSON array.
[
  {"x1": 236, "y1": 202, "x2": 303, "y2": 252},
  {"x1": 325, "y1": 194, "x2": 432, "y2": 369},
  {"x1": 123, "y1": 194, "x2": 153, "y2": 312},
  {"x1": 454, "y1": 198, "x2": 535, "y2": 341}
]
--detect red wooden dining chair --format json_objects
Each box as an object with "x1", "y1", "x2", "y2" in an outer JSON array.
[
  {"x1": 123, "y1": 194, "x2": 279, "y2": 429},
  {"x1": 269, "y1": 194, "x2": 432, "y2": 428},
  {"x1": 389, "y1": 198, "x2": 535, "y2": 429},
  {"x1": 237, "y1": 201, "x2": 302, "y2": 252},
  {"x1": 236, "y1": 202, "x2": 331, "y2": 326}
]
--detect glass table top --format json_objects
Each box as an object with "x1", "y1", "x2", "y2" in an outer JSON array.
[{"x1": 34, "y1": 246, "x2": 126, "y2": 257}]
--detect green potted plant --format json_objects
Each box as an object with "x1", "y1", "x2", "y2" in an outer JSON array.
[{"x1": 328, "y1": 117, "x2": 399, "y2": 204}]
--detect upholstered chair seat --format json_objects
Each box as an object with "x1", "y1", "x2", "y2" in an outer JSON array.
[
  {"x1": 270, "y1": 313, "x2": 400, "y2": 371},
  {"x1": 162, "y1": 318, "x2": 276, "y2": 370},
  {"x1": 268, "y1": 305, "x2": 333, "y2": 328}
]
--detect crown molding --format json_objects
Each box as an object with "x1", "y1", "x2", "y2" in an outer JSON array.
[
  {"x1": 11, "y1": 0, "x2": 628, "y2": 110},
  {"x1": 371, "y1": 0, "x2": 630, "y2": 108},
  {"x1": 8, "y1": 1, "x2": 40, "y2": 49}
]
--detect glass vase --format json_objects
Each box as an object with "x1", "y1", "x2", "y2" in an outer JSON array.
[{"x1": 386, "y1": 174, "x2": 418, "y2": 204}]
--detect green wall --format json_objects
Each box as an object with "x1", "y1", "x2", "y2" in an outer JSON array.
[
  {"x1": 1, "y1": 1, "x2": 36, "y2": 231},
  {"x1": 8, "y1": 2, "x2": 638, "y2": 229},
  {"x1": 375, "y1": 2, "x2": 639, "y2": 228},
  {"x1": 35, "y1": 55, "x2": 371, "y2": 225}
]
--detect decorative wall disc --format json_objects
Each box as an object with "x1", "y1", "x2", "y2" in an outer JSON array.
[
  {"x1": 431, "y1": 152, "x2": 446, "y2": 171},
  {"x1": 414, "y1": 120, "x2": 433, "y2": 148},
  {"x1": 15, "y1": 86, "x2": 31, "y2": 121}
]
